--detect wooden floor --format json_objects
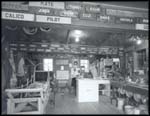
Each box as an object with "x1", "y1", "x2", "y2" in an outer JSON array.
[{"x1": 45, "y1": 92, "x2": 124, "y2": 114}]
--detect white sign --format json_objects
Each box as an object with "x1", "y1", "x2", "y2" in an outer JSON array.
[
  {"x1": 106, "y1": 9, "x2": 148, "y2": 18},
  {"x1": 135, "y1": 24, "x2": 148, "y2": 31},
  {"x1": 2, "y1": 11, "x2": 34, "y2": 21},
  {"x1": 29, "y1": 2, "x2": 65, "y2": 9},
  {"x1": 36, "y1": 15, "x2": 71, "y2": 24}
]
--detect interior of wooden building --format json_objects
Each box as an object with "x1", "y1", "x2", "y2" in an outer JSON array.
[{"x1": 1, "y1": 1, "x2": 149, "y2": 115}]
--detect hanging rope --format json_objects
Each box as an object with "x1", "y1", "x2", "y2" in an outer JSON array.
[
  {"x1": 23, "y1": 27, "x2": 38, "y2": 35},
  {"x1": 40, "y1": 27, "x2": 52, "y2": 33},
  {"x1": 5, "y1": 25, "x2": 18, "y2": 31}
]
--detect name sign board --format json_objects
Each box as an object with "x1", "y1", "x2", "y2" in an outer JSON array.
[
  {"x1": 2, "y1": 11, "x2": 34, "y2": 21},
  {"x1": 54, "y1": 10, "x2": 78, "y2": 18},
  {"x1": 97, "y1": 15, "x2": 111, "y2": 23},
  {"x1": 138, "y1": 18, "x2": 149, "y2": 24},
  {"x1": 36, "y1": 15, "x2": 71, "y2": 24},
  {"x1": 65, "y1": 2, "x2": 83, "y2": 11},
  {"x1": 135, "y1": 24, "x2": 148, "y2": 31},
  {"x1": 85, "y1": 5, "x2": 101, "y2": 13},
  {"x1": 142, "y1": 19, "x2": 148, "y2": 23},
  {"x1": 2, "y1": 2, "x2": 28, "y2": 11},
  {"x1": 29, "y1": 2, "x2": 65, "y2": 9},
  {"x1": 115, "y1": 17, "x2": 135, "y2": 24},
  {"x1": 80, "y1": 13, "x2": 96, "y2": 20},
  {"x1": 29, "y1": 7, "x2": 54, "y2": 15},
  {"x1": 106, "y1": 9, "x2": 148, "y2": 18}
]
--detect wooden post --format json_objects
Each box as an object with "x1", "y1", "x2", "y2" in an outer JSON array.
[
  {"x1": 38, "y1": 98, "x2": 43, "y2": 114},
  {"x1": 7, "y1": 99, "x2": 14, "y2": 114}
]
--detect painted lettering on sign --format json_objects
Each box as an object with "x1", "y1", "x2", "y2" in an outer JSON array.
[
  {"x1": 97, "y1": 15, "x2": 110, "y2": 23},
  {"x1": 142, "y1": 19, "x2": 148, "y2": 23},
  {"x1": 36, "y1": 15, "x2": 71, "y2": 24},
  {"x1": 29, "y1": 7, "x2": 54, "y2": 15},
  {"x1": 85, "y1": 5, "x2": 101, "y2": 13},
  {"x1": 80, "y1": 13, "x2": 96, "y2": 20},
  {"x1": 135, "y1": 24, "x2": 148, "y2": 31},
  {"x1": 54, "y1": 10, "x2": 78, "y2": 18},
  {"x1": 116, "y1": 17, "x2": 134, "y2": 24},
  {"x1": 106, "y1": 9, "x2": 148, "y2": 18},
  {"x1": 2, "y1": 2, "x2": 28, "y2": 11},
  {"x1": 2, "y1": 11, "x2": 34, "y2": 21},
  {"x1": 65, "y1": 2, "x2": 83, "y2": 10},
  {"x1": 29, "y1": 2, "x2": 65, "y2": 9}
]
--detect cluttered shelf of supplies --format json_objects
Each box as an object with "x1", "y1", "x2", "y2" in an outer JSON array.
[{"x1": 89, "y1": 55, "x2": 148, "y2": 114}]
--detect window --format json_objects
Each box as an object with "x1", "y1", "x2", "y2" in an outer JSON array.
[
  {"x1": 43, "y1": 58, "x2": 53, "y2": 71},
  {"x1": 80, "y1": 59, "x2": 89, "y2": 72}
]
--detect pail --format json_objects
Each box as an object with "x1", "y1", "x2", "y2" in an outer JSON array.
[
  {"x1": 125, "y1": 105, "x2": 134, "y2": 114},
  {"x1": 117, "y1": 98, "x2": 124, "y2": 110}
]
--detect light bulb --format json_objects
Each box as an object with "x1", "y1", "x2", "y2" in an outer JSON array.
[
  {"x1": 75, "y1": 37, "x2": 79, "y2": 42},
  {"x1": 137, "y1": 39, "x2": 142, "y2": 45}
]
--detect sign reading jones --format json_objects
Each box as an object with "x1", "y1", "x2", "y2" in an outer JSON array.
[
  {"x1": 36, "y1": 15, "x2": 71, "y2": 24},
  {"x1": 29, "y1": 2, "x2": 65, "y2": 9},
  {"x1": 29, "y1": 6, "x2": 54, "y2": 15},
  {"x1": 2, "y1": 11, "x2": 34, "y2": 21}
]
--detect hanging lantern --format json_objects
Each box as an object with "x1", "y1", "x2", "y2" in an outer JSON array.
[
  {"x1": 23, "y1": 27, "x2": 38, "y2": 35},
  {"x1": 40, "y1": 27, "x2": 52, "y2": 33}
]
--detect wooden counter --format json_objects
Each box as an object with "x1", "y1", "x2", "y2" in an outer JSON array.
[{"x1": 77, "y1": 79, "x2": 110, "y2": 102}]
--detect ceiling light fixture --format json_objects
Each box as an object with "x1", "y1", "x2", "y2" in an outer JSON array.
[
  {"x1": 74, "y1": 30, "x2": 82, "y2": 35},
  {"x1": 137, "y1": 39, "x2": 142, "y2": 45}
]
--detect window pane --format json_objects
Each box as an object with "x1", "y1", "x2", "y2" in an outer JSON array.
[
  {"x1": 43, "y1": 58, "x2": 53, "y2": 71},
  {"x1": 80, "y1": 59, "x2": 89, "y2": 72}
]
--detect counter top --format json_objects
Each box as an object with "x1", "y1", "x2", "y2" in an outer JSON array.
[{"x1": 77, "y1": 78, "x2": 110, "y2": 84}]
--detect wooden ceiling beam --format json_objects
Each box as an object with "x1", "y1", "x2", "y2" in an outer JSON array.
[{"x1": 2, "y1": 19, "x2": 147, "y2": 35}]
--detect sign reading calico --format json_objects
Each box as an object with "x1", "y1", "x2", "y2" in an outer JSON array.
[
  {"x1": 2, "y1": 11, "x2": 34, "y2": 21},
  {"x1": 36, "y1": 15, "x2": 71, "y2": 24}
]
